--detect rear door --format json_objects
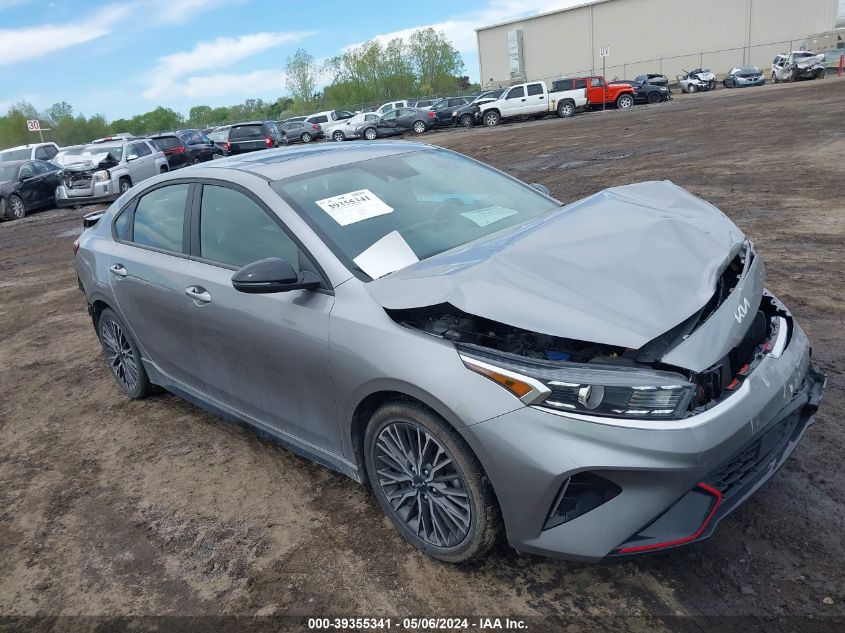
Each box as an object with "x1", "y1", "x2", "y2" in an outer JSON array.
[
  {"x1": 108, "y1": 183, "x2": 199, "y2": 386},
  {"x1": 525, "y1": 82, "x2": 546, "y2": 112},
  {"x1": 183, "y1": 182, "x2": 338, "y2": 450}
]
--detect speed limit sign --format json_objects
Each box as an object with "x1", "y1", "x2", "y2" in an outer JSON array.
[{"x1": 26, "y1": 119, "x2": 40, "y2": 131}]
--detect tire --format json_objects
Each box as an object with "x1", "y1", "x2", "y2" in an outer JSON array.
[
  {"x1": 772, "y1": 72, "x2": 778, "y2": 84},
  {"x1": 364, "y1": 127, "x2": 378, "y2": 141},
  {"x1": 688, "y1": 83, "x2": 698, "y2": 94},
  {"x1": 97, "y1": 308, "x2": 152, "y2": 399},
  {"x1": 556, "y1": 100, "x2": 575, "y2": 118},
  {"x1": 646, "y1": 91, "x2": 661, "y2": 104},
  {"x1": 708, "y1": 80, "x2": 716, "y2": 91},
  {"x1": 483, "y1": 110, "x2": 500, "y2": 127},
  {"x1": 160, "y1": 166, "x2": 169, "y2": 174},
  {"x1": 412, "y1": 120, "x2": 426, "y2": 135},
  {"x1": 119, "y1": 177, "x2": 132, "y2": 194},
  {"x1": 616, "y1": 93, "x2": 634, "y2": 109},
  {"x1": 364, "y1": 400, "x2": 501, "y2": 563},
  {"x1": 5, "y1": 194, "x2": 25, "y2": 220},
  {"x1": 459, "y1": 114, "x2": 475, "y2": 128},
  {"x1": 333, "y1": 130, "x2": 345, "y2": 142},
  {"x1": 301, "y1": 132, "x2": 313, "y2": 143}
]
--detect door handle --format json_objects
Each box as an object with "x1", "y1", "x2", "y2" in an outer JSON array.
[
  {"x1": 521, "y1": 98, "x2": 526, "y2": 101},
  {"x1": 109, "y1": 263, "x2": 127, "y2": 277},
  {"x1": 539, "y1": 96, "x2": 545, "y2": 99},
  {"x1": 185, "y1": 286, "x2": 212, "y2": 303}
]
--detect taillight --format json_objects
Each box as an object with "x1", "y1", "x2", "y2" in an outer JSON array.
[
  {"x1": 265, "y1": 136, "x2": 273, "y2": 147},
  {"x1": 222, "y1": 142, "x2": 231, "y2": 152},
  {"x1": 427, "y1": 111, "x2": 436, "y2": 117},
  {"x1": 72, "y1": 238, "x2": 80, "y2": 256},
  {"x1": 311, "y1": 124, "x2": 320, "y2": 130}
]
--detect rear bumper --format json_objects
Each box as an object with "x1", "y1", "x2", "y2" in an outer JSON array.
[
  {"x1": 56, "y1": 182, "x2": 117, "y2": 206},
  {"x1": 461, "y1": 319, "x2": 825, "y2": 562}
]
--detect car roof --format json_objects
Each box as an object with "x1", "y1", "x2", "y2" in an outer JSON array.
[
  {"x1": 1, "y1": 143, "x2": 54, "y2": 151},
  {"x1": 0, "y1": 159, "x2": 28, "y2": 167},
  {"x1": 184, "y1": 141, "x2": 432, "y2": 181}
]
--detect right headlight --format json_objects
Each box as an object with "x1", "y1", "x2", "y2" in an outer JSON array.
[
  {"x1": 93, "y1": 170, "x2": 109, "y2": 182},
  {"x1": 460, "y1": 349, "x2": 693, "y2": 420}
]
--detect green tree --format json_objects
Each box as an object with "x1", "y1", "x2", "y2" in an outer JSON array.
[
  {"x1": 285, "y1": 48, "x2": 319, "y2": 111},
  {"x1": 407, "y1": 28, "x2": 464, "y2": 95}
]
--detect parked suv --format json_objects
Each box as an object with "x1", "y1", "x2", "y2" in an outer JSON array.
[
  {"x1": 150, "y1": 130, "x2": 222, "y2": 169},
  {"x1": 564, "y1": 77, "x2": 636, "y2": 109},
  {"x1": 0, "y1": 142, "x2": 60, "y2": 162},
  {"x1": 54, "y1": 139, "x2": 168, "y2": 206},
  {"x1": 304, "y1": 110, "x2": 355, "y2": 127},
  {"x1": 207, "y1": 121, "x2": 286, "y2": 156}
]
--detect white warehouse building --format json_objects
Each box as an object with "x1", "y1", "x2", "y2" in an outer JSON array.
[{"x1": 475, "y1": 0, "x2": 839, "y2": 88}]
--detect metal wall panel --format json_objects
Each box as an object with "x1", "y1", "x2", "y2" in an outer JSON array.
[{"x1": 476, "y1": 0, "x2": 838, "y2": 87}]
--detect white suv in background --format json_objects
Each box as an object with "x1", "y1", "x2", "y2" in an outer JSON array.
[{"x1": 0, "y1": 142, "x2": 61, "y2": 162}]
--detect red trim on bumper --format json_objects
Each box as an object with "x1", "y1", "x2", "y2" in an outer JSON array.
[{"x1": 615, "y1": 482, "x2": 723, "y2": 554}]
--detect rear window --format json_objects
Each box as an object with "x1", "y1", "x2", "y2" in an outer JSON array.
[
  {"x1": 0, "y1": 148, "x2": 30, "y2": 161},
  {"x1": 152, "y1": 136, "x2": 180, "y2": 150},
  {"x1": 208, "y1": 129, "x2": 229, "y2": 142},
  {"x1": 230, "y1": 125, "x2": 263, "y2": 140}
]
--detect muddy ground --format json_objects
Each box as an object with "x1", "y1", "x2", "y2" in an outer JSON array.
[{"x1": 1, "y1": 80, "x2": 843, "y2": 632}]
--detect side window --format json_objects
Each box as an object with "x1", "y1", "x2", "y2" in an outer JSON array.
[
  {"x1": 45, "y1": 145, "x2": 58, "y2": 159},
  {"x1": 19, "y1": 163, "x2": 33, "y2": 179},
  {"x1": 365, "y1": 114, "x2": 378, "y2": 121},
  {"x1": 314, "y1": 115, "x2": 328, "y2": 124},
  {"x1": 382, "y1": 110, "x2": 398, "y2": 121},
  {"x1": 136, "y1": 142, "x2": 152, "y2": 156},
  {"x1": 132, "y1": 184, "x2": 189, "y2": 253},
  {"x1": 590, "y1": 78, "x2": 602, "y2": 87},
  {"x1": 184, "y1": 132, "x2": 202, "y2": 145},
  {"x1": 32, "y1": 161, "x2": 49, "y2": 175},
  {"x1": 114, "y1": 207, "x2": 131, "y2": 240},
  {"x1": 574, "y1": 79, "x2": 587, "y2": 89},
  {"x1": 506, "y1": 86, "x2": 525, "y2": 99},
  {"x1": 554, "y1": 79, "x2": 573, "y2": 91},
  {"x1": 35, "y1": 146, "x2": 50, "y2": 160},
  {"x1": 526, "y1": 83, "x2": 543, "y2": 96},
  {"x1": 199, "y1": 185, "x2": 301, "y2": 269}
]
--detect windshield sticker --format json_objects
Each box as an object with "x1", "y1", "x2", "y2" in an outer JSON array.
[
  {"x1": 315, "y1": 189, "x2": 393, "y2": 226},
  {"x1": 460, "y1": 206, "x2": 518, "y2": 227},
  {"x1": 353, "y1": 230, "x2": 419, "y2": 279}
]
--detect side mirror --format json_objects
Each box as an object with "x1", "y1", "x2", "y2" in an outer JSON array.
[
  {"x1": 126, "y1": 154, "x2": 139, "y2": 162},
  {"x1": 231, "y1": 257, "x2": 321, "y2": 294},
  {"x1": 530, "y1": 183, "x2": 550, "y2": 196}
]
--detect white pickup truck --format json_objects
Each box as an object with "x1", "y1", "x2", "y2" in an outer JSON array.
[{"x1": 477, "y1": 80, "x2": 587, "y2": 126}]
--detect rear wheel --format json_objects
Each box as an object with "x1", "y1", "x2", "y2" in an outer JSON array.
[
  {"x1": 364, "y1": 127, "x2": 378, "y2": 141},
  {"x1": 364, "y1": 401, "x2": 501, "y2": 563},
  {"x1": 459, "y1": 113, "x2": 475, "y2": 127},
  {"x1": 483, "y1": 111, "x2": 500, "y2": 127},
  {"x1": 556, "y1": 100, "x2": 575, "y2": 118},
  {"x1": 616, "y1": 93, "x2": 634, "y2": 109},
  {"x1": 333, "y1": 130, "x2": 345, "y2": 142},
  {"x1": 301, "y1": 132, "x2": 313, "y2": 143},
  {"x1": 412, "y1": 120, "x2": 427, "y2": 134},
  {"x1": 5, "y1": 194, "x2": 25, "y2": 220},
  {"x1": 97, "y1": 308, "x2": 152, "y2": 399},
  {"x1": 646, "y1": 91, "x2": 661, "y2": 104}
]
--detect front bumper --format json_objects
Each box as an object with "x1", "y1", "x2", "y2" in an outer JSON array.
[
  {"x1": 56, "y1": 181, "x2": 117, "y2": 206},
  {"x1": 461, "y1": 320, "x2": 825, "y2": 562}
]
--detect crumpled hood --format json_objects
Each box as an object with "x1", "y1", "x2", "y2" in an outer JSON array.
[
  {"x1": 54, "y1": 151, "x2": 111, "y2": 171},
  {"x1": 367, "y1": 181, "x2": 745, "y2": 350}
]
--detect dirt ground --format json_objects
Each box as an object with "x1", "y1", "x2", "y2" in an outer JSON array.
[{"x1": 1, "y1": 80, "x2": 843, "y2": 632}]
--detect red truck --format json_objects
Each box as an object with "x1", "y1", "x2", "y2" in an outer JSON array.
[{"x1": 553, "y1": 76, "x2": 636, "y2": 109}]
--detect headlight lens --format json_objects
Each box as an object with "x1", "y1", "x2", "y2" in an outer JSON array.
[
  {"x1": 94, "y1": 170, "x2": 109, "y2": 182},
  {"x1": 460, "y1": 348, "x2": 693, "y2": 420}
]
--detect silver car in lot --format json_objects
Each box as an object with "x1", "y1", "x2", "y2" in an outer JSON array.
[
  {"x1": 74, "y1": 143, "x2": 826, "y2": 562},
  {"x1": 55, "y1": 139, "x2": 168, "y2": 206}
]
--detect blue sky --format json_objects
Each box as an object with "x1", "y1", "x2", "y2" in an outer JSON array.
[{"x1": 0, "y1": 0, "x2": 581, "y2": 120}]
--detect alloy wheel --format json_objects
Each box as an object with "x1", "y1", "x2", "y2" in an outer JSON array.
[
  {"x1": 9, "y1": 196, "x2": 25, "y2": 219},
  {"x1": 374, "y1": 421, "x2": 472, "y2": 548},
  {"x1": 365, "y1": 128, "x2": 377, "y2": 140},
  {"x1": 333, "y1": 131, "x2": 345, "y2": 142},
  {"x1": 413, "y1": 121, "x2": 426, "y2": 134},
  {"x1": 100, "y1": 317, "x2": 139, "y2": 392}
]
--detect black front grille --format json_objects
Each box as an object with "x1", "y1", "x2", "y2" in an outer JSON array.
[{"x1": 706, "y1": 411, "x2": 802, "y2": 501}]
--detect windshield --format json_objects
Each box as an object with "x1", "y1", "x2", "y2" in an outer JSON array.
[
  {"x1": 0, "y1": 148, "x2": 30, "y2": 161},
  {"x1": 0, "y1": 164, "x2": 21, "y2": 180},
  {"x1": 272, "y1": 149, "x2": 559, "y2": 279}
]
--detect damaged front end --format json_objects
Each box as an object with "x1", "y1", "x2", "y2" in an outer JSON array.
[{"x1": 55, "y1": 152, "x2": 119, "y2": 206}]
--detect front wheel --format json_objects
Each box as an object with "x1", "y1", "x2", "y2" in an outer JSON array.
[
  {"x1": 332, "y1": 130, "x2": 345, "y2": 142},
  {"x1": 119, "y1": 177, "x2": 132, "y2": 194},
  {"x1": 5, "y1": 194, "x2": 25, "y2": 220},
  {"x1": 364, "y1": 401, "x2": 501, "y2": 563},
  {"x1": 364, "y1": 127, "x2": 378, "y2": 141},
  {"x1": 97, "y1": 308, "x2": 152, "y2": 399},
  {"x1": 688, "y1": 83, "x2": 698, "y2": 93},
  {"x1": 616, "y1": 93, "x2": 634, "y2": 109},
  {"x1": 412, "y1": 120, "x2": 427, "y2": 134},
  {"x1": 556, "y1": 100, "x2": 575, "y2": 117},
  {"x1": 483, "y1": 111, "x2": 500, "y2": 127},
  {"x1": 459, "y1": 114, "x2": 475, "y2": 128}
]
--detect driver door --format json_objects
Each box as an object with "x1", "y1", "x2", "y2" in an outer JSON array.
[
  {"x1": 182, "y1": 182, "x2": 339, "y2": 452},
  {"x1": 502, "y1": 85, "x2": 526, "y2": 116},
  {"x1": 16, "y1": 162, "x2": 41, "y2": 208},
  {"x1": 378, "y1": 110, "x2": 400, "y2": 135}
]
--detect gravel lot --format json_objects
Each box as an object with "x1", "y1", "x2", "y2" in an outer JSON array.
[{"x1": 1, "y1": 79, "x2": 843, "y2": 631}]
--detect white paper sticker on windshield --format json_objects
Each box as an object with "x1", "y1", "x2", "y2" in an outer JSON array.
[
  {"x1": 315, "y1": 189, "x2": 393, "y2": 226},
  {"x1": 460, "y1": 206, "x2": 518, "y2": 227},
  {"x1": 353, "y1": 231, "x2": 419, "y2": 279}
]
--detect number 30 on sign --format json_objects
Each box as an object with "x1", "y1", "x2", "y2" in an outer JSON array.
[{"x1": 27, "y1": 119, "x2": 40, "y2": 132}]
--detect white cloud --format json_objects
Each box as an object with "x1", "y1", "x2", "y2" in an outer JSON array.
[
  {"x1": 0, "y1": 4, "x2": 130, "y2": 66},
  {"x1": 353, "y1": 1, "x2": 583, "y2": 53},
  {"x1": 175, "y1": 69, "x2": 286, "y2": 100},
  {"x1": 142, "y1": 31, "x2": 315, "y2": 100},
  {"x1": 142, "y1": 0, "x2": 229, "y2": 25}
]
